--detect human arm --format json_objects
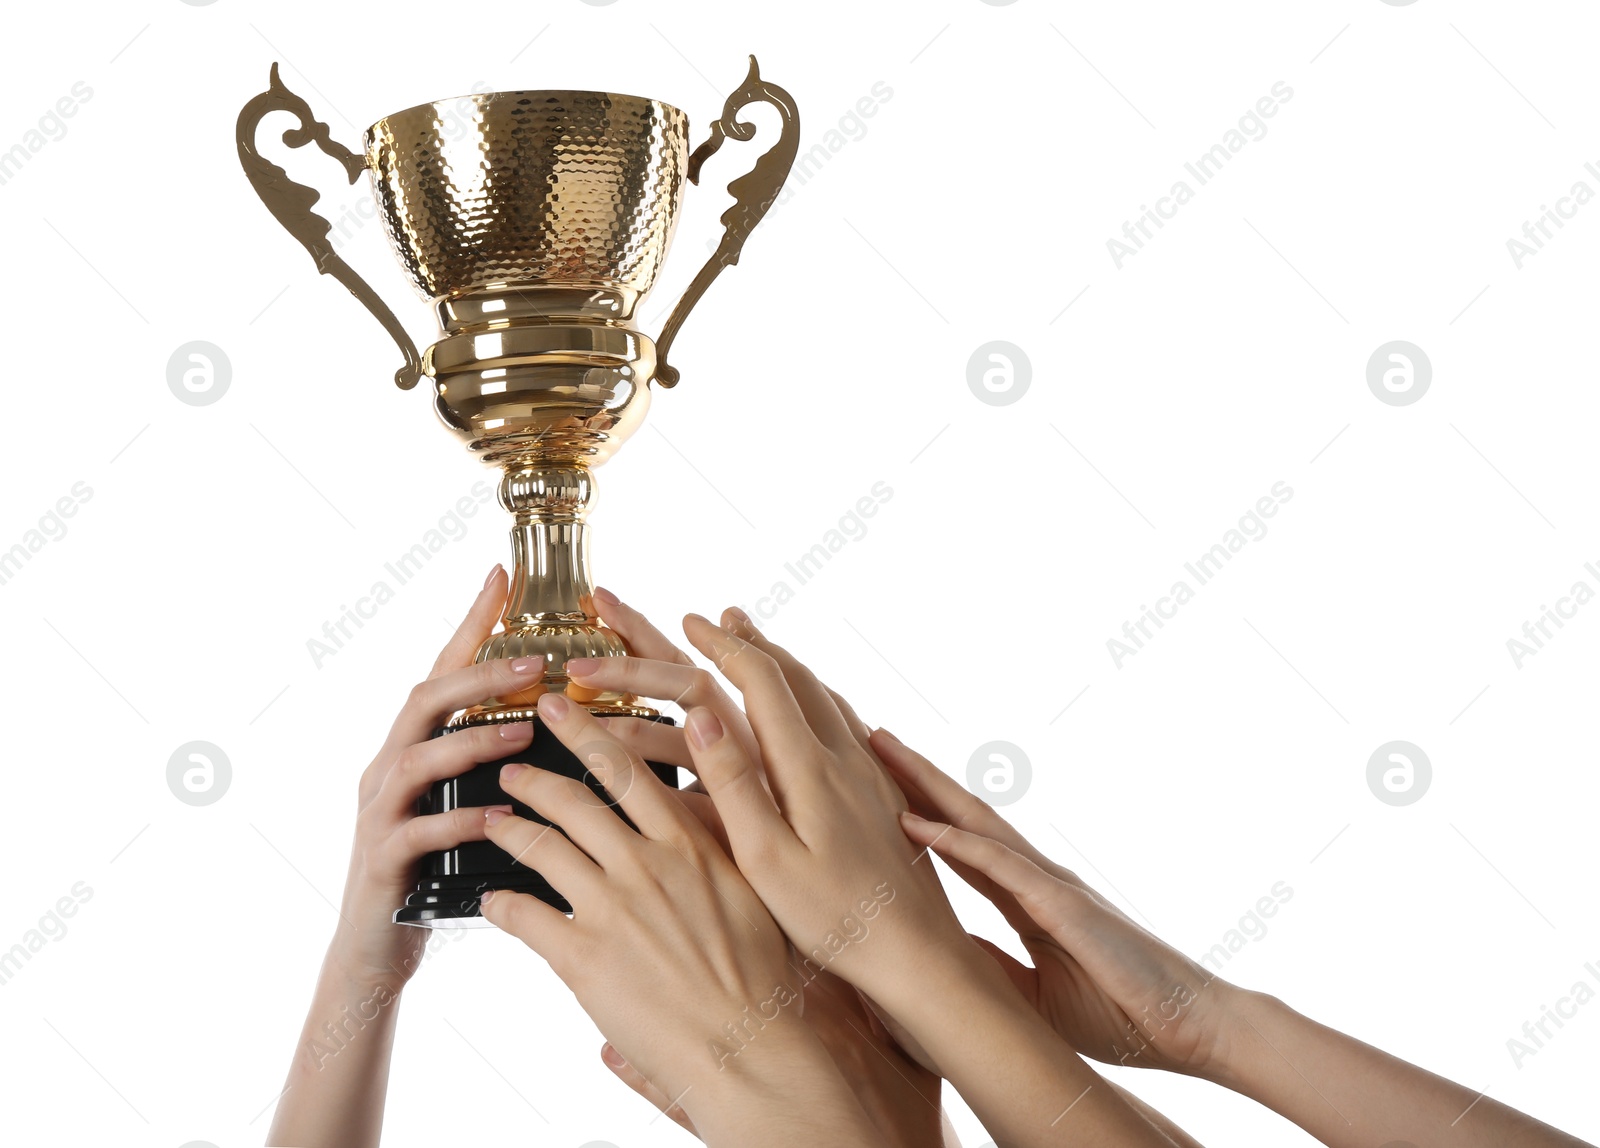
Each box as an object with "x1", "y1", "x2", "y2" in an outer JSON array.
[
  {"x1": 883, "y1": 731, "x2": 1593, "y2": 1148},
  {"x1": 266, "y1": 565, "x2": 544, "y2": 1147},
  {"x1": 655, "y1": 609, "x2": 1174, "y2": 1146}
]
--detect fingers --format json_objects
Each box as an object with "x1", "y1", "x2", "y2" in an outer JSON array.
[
  {"x1": 682, "y1": 614, "x2": 821, "y2": 805},
  {"x1": 479, "y1": 887, "x2": 570, "y2": 958},
  {"x1": 373, "y1": 722, "x2": 535, "y2": 815},
  {"x1": 481, "y1": 779, "x2": 607, "y2": 902},
  {"x1": 598, "y1": 715, "x2": 697, "y2": 772},
  {"x1": 719, "y1": 609, "x2": 859, "y2": 753},
  {"x1": 429, "y1": 564, "x2": 507, "y2": 679},
  {"x1": 681, "y1": 704, "x2": 793, "y2": 865},
  {"x1": 573, "y1": 656, "x2": 761, "y2": 766},
  {"x1": 900, "y1": 812, "x2": 1090, "y2": 946},
  {"x1": 387, "y1": 657, "x2": 546, "y2": 750},
  {"x1": 821, "y1": 684, "x2": 875, "y2": 753},
  {"x1": 496, "y1": 759, "x2": 639, "y2": 865},
  {"x1": 599, "y1": 1043, "x2": 696, "y2": 1135},
  {"x1": 385, "y1": 804, "x2": 508, "y2": 863},
  {"x1": 569, "y1": 656, "x2": 740, "y2": 740},
  {"x1": 871, "y1": 729, "x2": 1054, "y2": 871},
  {"x1": 592, "y1": 587, "x2": 695, "y2": 666},
  {"x1": 534, "y1": 693, "x2": 700, "y2": 847}
]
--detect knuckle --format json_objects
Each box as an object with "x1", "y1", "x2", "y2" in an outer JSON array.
[
  {"x1": 391, "y1": 744, "x2": 422, "y2": 782},
  {"x1": 405, "y1": 679, "x2": 433, "y2": 712},
  {"x1": 396, "y1": 817, "x2": 426, "y2": 855},
  {"x1": 740, "y1": 831, "x2": 783, "y2": 873}
]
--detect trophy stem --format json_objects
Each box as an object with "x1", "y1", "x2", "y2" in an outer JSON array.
[
  {"x1": 451, "y1": 463, "x2": 655, "y2": 722},
  {"x1": 502, "y1": 465, "x2": 599, "y2": 632}
]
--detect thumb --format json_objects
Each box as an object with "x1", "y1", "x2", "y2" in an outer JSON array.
[{"x1": 599, "y1": 1043, "x2": 698, "y2": 1137}]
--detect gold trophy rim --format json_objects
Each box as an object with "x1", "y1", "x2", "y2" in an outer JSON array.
[{"x1": 365, "y1": 87, "x2": 688, "y2": 141}]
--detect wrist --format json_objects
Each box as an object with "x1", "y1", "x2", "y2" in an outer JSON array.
[
  {"x1": 687, "y1": 1018, "x2": 874, "y2": 1142},
  {"x1": 1198, "y1": 986, "x2": 1295, "y2": 1091},
  {"x1": 323, "y1": 935, "x2": 409, "y2": 999}
]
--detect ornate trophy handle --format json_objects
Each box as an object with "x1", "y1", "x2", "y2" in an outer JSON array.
[
  {"x1": 236, "y1": 63, "x2": 423, "y2": 391},
  {"x1": 652, "y1": 55, "x2": 801, "y2": 388}
]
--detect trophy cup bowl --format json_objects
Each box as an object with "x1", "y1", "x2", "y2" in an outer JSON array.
[{"x1": 238, "y1": 58, "x2": 800, "y2": 925}]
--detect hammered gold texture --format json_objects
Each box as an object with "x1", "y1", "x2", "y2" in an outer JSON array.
[{"x1": 365, "y1": 91, "x2": 689, "y2": 306}]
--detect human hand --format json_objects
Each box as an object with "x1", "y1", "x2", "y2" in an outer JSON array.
[
  {"x1": 598, "y1": 966, "x2": 954, "y2": 1148},
  {"x1": 876, "y1": 728, "x2": 1240, "y2": 1078},
  {"x1": 660, "y1": 611, "x2": 977, "y2": 1012},
  {"x1": 330, "y1": 564, "x2": 546, "y2": 985},
  {"x1": 573, "y1": 591, "x2": 957, "y2": 1145},
  {"x1": 479, "y1": 688, "x2": 879, "y2": 1145}
]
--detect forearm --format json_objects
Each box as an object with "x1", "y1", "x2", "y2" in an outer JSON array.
[
  {"x1": 686, "y1": 1021, "x2": 881, "y2": 1147},
  {"x1": 880, "y1": 952, "x2": 1172, "y2": 1147},
  {"x1": 1108, "y1": 1078, "x2": 1206, "y2": 1147},
  {"x1": 1210, "y1": 991, "x2": 1591, "y2": 1148},
  {"x1": 266, "y1": 945, "x2": 405, "y2": 1148}
]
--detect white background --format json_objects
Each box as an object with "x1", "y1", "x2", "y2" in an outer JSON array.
[{"x1": 2, "y1": 0, "x2": 1597, "y2": 1145}]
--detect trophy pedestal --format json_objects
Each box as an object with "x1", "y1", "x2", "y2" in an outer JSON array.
[{"x1": 394, "y1": 716, "x2": 678, "y2": 927}]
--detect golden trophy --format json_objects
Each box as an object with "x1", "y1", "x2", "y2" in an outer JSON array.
[{"x1": 237, "y1": 58, "x2": 800, "y2": 925}]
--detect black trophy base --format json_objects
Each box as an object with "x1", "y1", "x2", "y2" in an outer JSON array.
[{"x1": 393, "y1": 714, "x2": 678, "y2": 928}]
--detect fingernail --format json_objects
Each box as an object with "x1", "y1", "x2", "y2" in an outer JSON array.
[
  {"x1": 498, "y1": 722, "x2": 533, "y2": 741},
  {"x1": 728, "y1": 605, "x2": 750, "y2": 624},
  {"x1": 686, "y1": 707, "x2": 724, "y2": 750},
  {"x1": 900, "y1": 810, "x2": 928, "y2": 825},
  {"x1": 875, "y1": 727, "x2": 902, "y2": 744},
  {"x1": 565, "y1": 657, "x2": 599, "y2": 678},
  {"x1": 485, "y1": 806, "x2": 511, "y2": 826},
  {"x1": 511, "y1": 657, "x2": 543, "y2": 674},
  {"x1": 482, "y1": 563, "x2": 503, "y2": 591},
  {"x1": 594, "y1": 586, "x2": 620, "y2": 607},
  {"x1": 500, "y1": 762, "x2": 527, "y2": 783},
  {"x1": 538, "y1": 692, "x2": 570, "y2": 721},
  {"x1": 480, "y1": 889, "x2": 497, "y2": 907},
  {"x1": 600, "y1": 1042, "x2": 627, "y2": 1069}
]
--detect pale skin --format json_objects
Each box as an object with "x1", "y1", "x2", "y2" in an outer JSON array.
[
  {"x1": 479, "y1": 688, "x2": 883, "y2": 1146},
  {"x1": 267, "y1": 564, "x2": 539, "y2": 1148},
  {"x1": 575, "y1": 588, "x2": 960, "y2": 1148},
  {"x1": 878, "y1": 731, "x2": 1597, "y2": 1148},
  {"x1": 265, "y1": 570, "x2": 961, "y2": 1147},
  {"x1": 581, "y1": 588, "x2": 1203, "y2": 1148},
  {"x1": 571, "y1": 595, "x2": 1184, "y2": 1147}
]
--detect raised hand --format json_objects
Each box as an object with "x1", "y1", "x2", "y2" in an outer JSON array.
[
  {"x1": 669, "y1": 609, "x2": 1176, "y2": 1147},
  {"x1": 479, "y1": 687, "x2": 881, "y2": 1147},
  {"x1": 874, "y1": 729, "x2": 1235, "y2": 1077},
  {"x1": 269, "y1": 565, "x2": 546, "y2": 1148}
]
